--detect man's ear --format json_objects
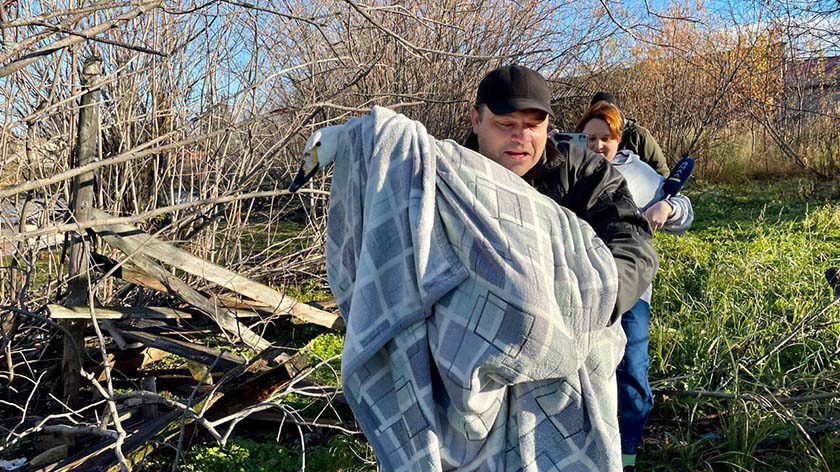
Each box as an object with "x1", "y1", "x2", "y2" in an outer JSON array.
[{"x1": 469, "y1": 107, "x2": 481, "y2": 133}]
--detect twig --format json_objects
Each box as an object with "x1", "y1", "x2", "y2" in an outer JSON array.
[
  {"x1": 751, "y1": 295, "x2": 840, "y2": 368},
  {"x1": 31, "y1": 21, "x2": 168, "y2": 57},
  {"x1": 0, "y1": 1, "x2": 163, "y2": 78},
  {"x1": 10, "y1": 188, "x2": 329, "y2": 241},
  {"x1": 40, "y1": 424, "x2": 118, "y2": 439},
  {"x1": 112, "y1": 390, "x2": 223, "y2": 442},
  {"x1": 0, "y1": 1, "x2": 131, "y2": 28},
  {"x1": 341, "y1": 0, "x2": 547, "y2": 60}
]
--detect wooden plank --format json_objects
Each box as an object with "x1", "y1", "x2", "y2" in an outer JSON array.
[
  {"x1": 90, "y1": 229, "x2": 272, "y2": 351},
  {"x1": 50, "y1": 304, "x2": 260, "y2": 320},
  {"x1": 119, "y1": 268, "x2": 268, "y2": 315},
  {"x1": 90, "y1": 208, "x2": 340, "y2": 328},
  {"x1": 211, "y1": 293, "x2": 273, "y2": 312},
  {"x1": 310, "y1": 297, "x2": 338, "y2": 310},
  {"x1": 140, "y1": 376, "x2": 159, "y2": 419},
  {"x1": 100, "y1": 319, "x2": 127, "y2": 350},
  {"x1": 119, "y1": 266, "x2": 169, "y2": 293},
  {"x1": 117, "y1": 327, "x2": 245, "y2": 372},
  {"x1": 48, "y1": 304, "x2": 193, "y2": 320}
]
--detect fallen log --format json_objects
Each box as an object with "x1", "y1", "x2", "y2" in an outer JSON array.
[
  {"x1": 90, "y1": 209, "x2": 340, "y2": 328},
  {"x1": 30, "y1": 445, "x2": 70, "y2": 469}
]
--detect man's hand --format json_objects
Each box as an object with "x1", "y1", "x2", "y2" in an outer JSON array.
[{"x1": 644, "y1": 200, "x2": 672, "y2": 232}]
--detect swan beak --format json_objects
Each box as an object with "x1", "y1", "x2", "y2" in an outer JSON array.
[{"x1": 288, "y1": 149, "x2": 320, "y2": 193}]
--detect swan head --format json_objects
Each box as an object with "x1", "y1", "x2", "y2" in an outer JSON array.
[{"x1": 288, "y1": 125, "x2": 344, "y2": 192}]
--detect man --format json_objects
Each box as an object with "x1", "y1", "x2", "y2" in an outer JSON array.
[
  {"x1": 467, "y1": 64, "x2": 658, "y2": 321},
  {"x1": 316, "y1": 66, "x2": 655, "y2": 472},
  {"x1": 591, "y1": 91, "x2": 670, "y2": 177}
]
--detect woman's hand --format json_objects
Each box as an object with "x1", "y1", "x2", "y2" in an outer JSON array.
[{"x1": 644, "y1": 200, "x2": 672, "y2": 232}]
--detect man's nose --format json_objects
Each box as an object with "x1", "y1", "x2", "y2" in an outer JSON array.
[{"x1": 511, "y1": 126, "x2": 532, "y2": 143}]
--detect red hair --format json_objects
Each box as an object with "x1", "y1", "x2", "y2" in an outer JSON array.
[{"x1": 575, "y1": 101, "x2": 623, "y2": 139}]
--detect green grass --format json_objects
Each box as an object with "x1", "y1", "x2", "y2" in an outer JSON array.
[
  {"x1": 689, "y1": 178, "x2": 838, "y2": 229},
  {"x1": 280, "y1": 332, "x2": 346, "y2": 420},
  {"x1": 239, "y1": 219, "x2": 309, "y2": 255},
  {"x1": 180, "y1": 436, "x2": 374, "y2": 472},
  {"x1": 642, "y1": 179, "x2": 840, "y2": 470},
  {"x1": 240, "y1": 218, "x2": 332, "y2": 302},
  {"x1": 283, "y1": 277, "x2": 332, "y2": 303},
  {"x1": 303, "y1": 331, "x2": 344, "y2": 385}
]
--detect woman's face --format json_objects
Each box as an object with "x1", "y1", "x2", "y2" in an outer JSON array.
[{"x1": 582, "y1": 118, "x2": 619, "y2": 161}]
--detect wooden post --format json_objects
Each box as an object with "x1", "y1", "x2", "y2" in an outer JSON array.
[
  {"x1": 139, "y1": 376, "x2": 159, "y2": 420},
  {"x1": 62, "y1": 57, "x2": 102, "y2": 406}
]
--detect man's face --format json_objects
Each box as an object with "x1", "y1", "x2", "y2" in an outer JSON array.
[{"x1": 470, "y1": 106, "x2": 549, "y2": 177}]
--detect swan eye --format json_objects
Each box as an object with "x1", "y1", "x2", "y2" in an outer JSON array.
[{"x1": 315, "y1": 141, "x2": 322, "y2": 147}]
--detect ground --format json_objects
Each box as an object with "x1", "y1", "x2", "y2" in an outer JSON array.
[{"x1": 167, "y1": 178, "x2": 840, "y2": 471}]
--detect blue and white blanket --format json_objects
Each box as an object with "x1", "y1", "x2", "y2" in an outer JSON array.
[{"x1": 326, "y1": 107, "x2": 626, "y2": 471}]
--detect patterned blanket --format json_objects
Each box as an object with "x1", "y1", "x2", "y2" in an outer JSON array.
[{"x1": 326, "y1": 107, "x2": 626, "y2": 471}]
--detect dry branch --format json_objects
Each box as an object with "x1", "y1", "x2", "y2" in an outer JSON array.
[
  {"x1": 0, "y1": 1, "x2": 162, "y2": 78},
  {"x1": 50, "y1": 343, "x2": 311, "y2": 471},
  {"x1": 48, "y1": 304, "x2": 194, "y2": 320}
]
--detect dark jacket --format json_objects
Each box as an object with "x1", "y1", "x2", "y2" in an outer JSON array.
[
  {"x1": 465, "y1": 133, "x2": 659, "y2": 322},
  {"x1": 622, "y1": 119, "x2": 669, "y2": 177}
]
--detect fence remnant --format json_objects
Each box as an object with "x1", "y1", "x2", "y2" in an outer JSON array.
[{"x1": 62, "y1": 56, "x2": 102, "y2": 406}]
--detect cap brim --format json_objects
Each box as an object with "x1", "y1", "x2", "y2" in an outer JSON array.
[{"x1": 485, "y1": 98, "x2": 554, "y2": 118}]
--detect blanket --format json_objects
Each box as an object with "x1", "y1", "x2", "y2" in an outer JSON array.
[{"x1": 326, "y1": 107, "x2": 626, "y2": 471}]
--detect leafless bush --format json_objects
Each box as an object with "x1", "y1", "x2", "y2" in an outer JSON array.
[
  {"x1": 1, "y1": 0, "x2": 837, "y2": 469},
  {"x1": 0, "y1": 1, "x2": 601, "y2": 469}
]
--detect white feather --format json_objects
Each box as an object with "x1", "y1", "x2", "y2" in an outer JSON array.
[
  {"x1": 289, "y1": 124, "x2": 346, "y2": 191},
  {"x1": 302, "y1": 124, "x2": 345, "y2": 168}
]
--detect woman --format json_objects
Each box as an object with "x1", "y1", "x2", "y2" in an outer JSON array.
[{"x1": 576, "y1": 101, "x2": 694, "y2": 472}]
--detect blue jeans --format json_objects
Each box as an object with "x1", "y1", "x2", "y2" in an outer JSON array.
[{"x1": 617, "y1": 299, "x2": 653, "y2": 455}]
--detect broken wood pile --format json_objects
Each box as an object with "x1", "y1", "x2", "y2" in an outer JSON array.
[
  {"x1": 0, "y1": 54, "x2": 358, "y2": 471},
  {"x1": 0, "y1": 208, "x2": 353, "y2": 471}
]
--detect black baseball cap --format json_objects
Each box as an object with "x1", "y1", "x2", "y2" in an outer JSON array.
[
  {"x1": 590, "y1": 91, "x2": 617, "y2": 107},
  {"x1": 475, "y1": 65, "x2": 554, "y2": 118}
]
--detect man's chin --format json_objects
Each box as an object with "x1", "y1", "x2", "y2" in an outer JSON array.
[
  {"x1": 506, "y1": 161, "x2": 531, "y2": 177},
  {"x1": 490, "y1": 154, "x2": 533, "y2": 176}
]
